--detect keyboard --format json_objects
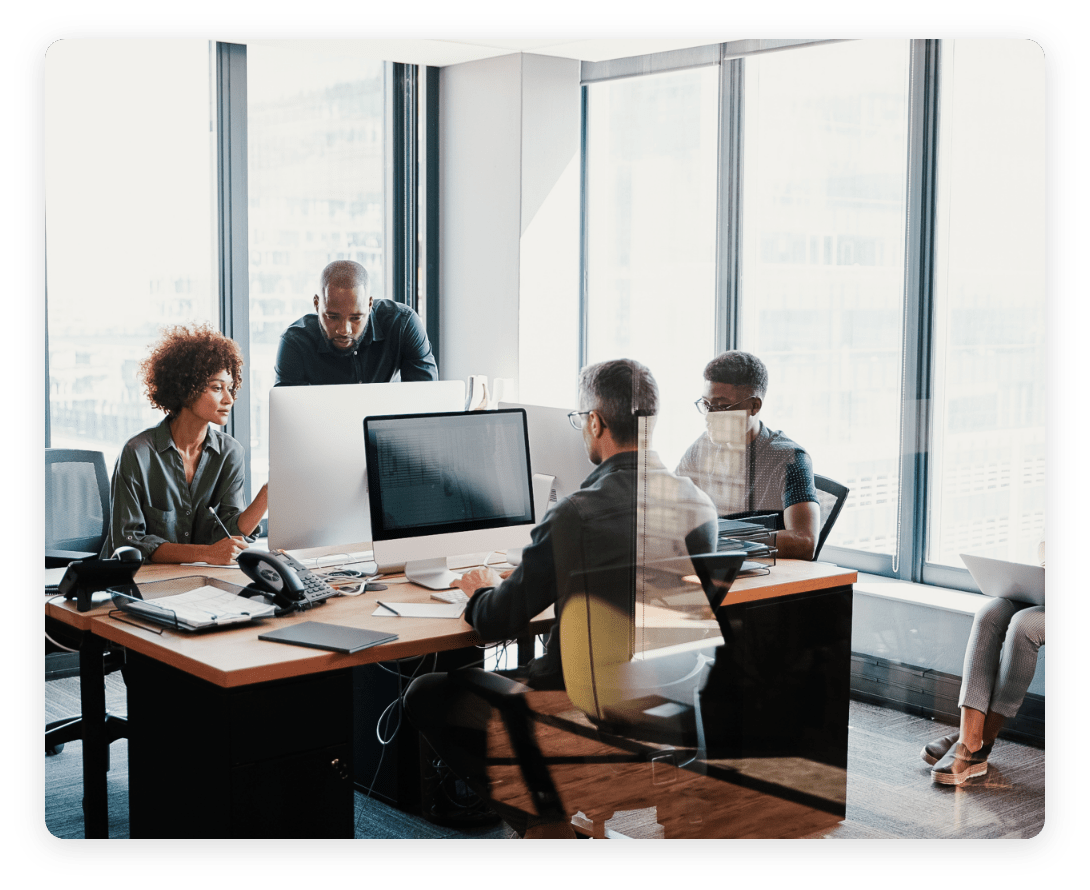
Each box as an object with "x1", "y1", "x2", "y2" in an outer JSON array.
[{"x1": 431, "y1": 589, "x2": 469, "y2": 604}]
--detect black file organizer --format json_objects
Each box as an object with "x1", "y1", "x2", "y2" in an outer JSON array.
[
  {"x1": 109, "y1": 576, "x2": 267, "y2": 632},
  {"x1": 717, "y1": 518, "x2": 778, "y2": 574}
]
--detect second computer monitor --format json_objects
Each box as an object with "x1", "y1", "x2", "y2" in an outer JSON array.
[
  {"x1": 497, "y1": 402, "x2": 594, "y2": 510},
  {"x1": 268, "y1": 380, "x2": 465, "y2": 552},
  {"x1": 364, "y1": 409, "x2": 536, "y2": 589}
]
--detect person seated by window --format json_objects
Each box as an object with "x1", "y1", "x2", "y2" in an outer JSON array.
[
  {"x1": 923, "y1": 541, "x2": 1046, "y2": 785},
  {"x1": 676, "y1": 351, "x2": 821, "y2": 560},
  {"x1": 102, "y1": 323, "x2": 268, "y2": 565}
]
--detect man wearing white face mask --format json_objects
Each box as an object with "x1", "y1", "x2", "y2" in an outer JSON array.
[{"x1": 676, "y1": 351, "x2": 821, "y2": 560}]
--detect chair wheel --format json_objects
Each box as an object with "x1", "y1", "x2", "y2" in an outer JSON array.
[{"x1": 46, "y1": 743, "x2": 65, "y2": 755}]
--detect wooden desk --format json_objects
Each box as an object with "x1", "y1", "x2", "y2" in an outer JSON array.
[
  {"x1": 46, "y1": 561, "x2": 552, "y2": 838},
  {"x1": 47, "y1": 559, "x2": 854, "y2": 838}
]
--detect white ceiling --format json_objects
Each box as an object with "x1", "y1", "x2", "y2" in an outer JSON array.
[{"x1": 243, "y1": 37, "x2": 731, "y2": 67}]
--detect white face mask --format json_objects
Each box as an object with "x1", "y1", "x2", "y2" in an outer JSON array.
[{"x1": 706, "y1": 410, "x2": 747, "y2": 448}]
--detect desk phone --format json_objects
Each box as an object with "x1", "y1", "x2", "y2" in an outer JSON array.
[{"x1": 238, "y1": 550, "x2": 340, "y2": 613}]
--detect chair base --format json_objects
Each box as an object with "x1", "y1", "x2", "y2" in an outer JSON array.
[{"x1": 45, "y1": 713, "x2": 128, "y2": 764}]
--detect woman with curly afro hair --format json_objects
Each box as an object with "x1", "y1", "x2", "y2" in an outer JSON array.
[{"x1": 102, "y1": 324, "x2": 268, "y2": 565}]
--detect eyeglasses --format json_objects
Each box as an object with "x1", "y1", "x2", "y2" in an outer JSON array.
[
  {"x1": 694, "y1": 398, "x2": 750, "y2": 415},
  {"x1": 567, "y1": 410, "x2": 592, "y2": 430}
]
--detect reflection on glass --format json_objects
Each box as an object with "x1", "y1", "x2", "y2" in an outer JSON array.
[
  {"x1": 584, "y1": 66, "x2": 719, "y2": 467},
  {"x1": 45, "y1": 40, "x2": 217, "y2": 468},
  {"x1": 739, "y1": 41, "x2": 911, "y2": 556},
  {"x1": 928, "y1": 40, "x2": 1046, "y2": 567},
  {"x1": 247, "y1": 46, "x2": 386, "y2": 490}
]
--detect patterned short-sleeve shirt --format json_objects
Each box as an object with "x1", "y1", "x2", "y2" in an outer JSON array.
[{"x1": 676, "y1": 421, "x2": 817, "y2": 518}]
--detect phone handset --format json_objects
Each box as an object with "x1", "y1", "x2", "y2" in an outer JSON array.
[{"x1": 237, "y1": 550, "x2": 338, "y2": 614}]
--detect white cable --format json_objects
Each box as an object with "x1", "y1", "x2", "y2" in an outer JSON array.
[{"x1": 44, "y1": 629, "x2": 78, "y2": 653}]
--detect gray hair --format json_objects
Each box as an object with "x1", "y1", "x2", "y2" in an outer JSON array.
[
  {"x1": 578, "y1": 359, "x2": 658, "y2": 446},
  {"x1": 319, "y1": 260, "x2": 369, "y2": 296},
  {"x1": 703, "y1": 351, "x2": 768, "y2": 399}
]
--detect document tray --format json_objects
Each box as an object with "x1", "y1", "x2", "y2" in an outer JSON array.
[{"x1": 109, "y1": 576, "x2": 277, "y2": 631}]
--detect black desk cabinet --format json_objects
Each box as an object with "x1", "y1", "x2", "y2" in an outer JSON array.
[{"x1": 125, "y1": 653, "x2": 354, "y2": 839}]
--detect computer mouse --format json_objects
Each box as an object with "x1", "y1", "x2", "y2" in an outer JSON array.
[{"x1": 364, "y1": 582, "x2": 388, "y2": 592}]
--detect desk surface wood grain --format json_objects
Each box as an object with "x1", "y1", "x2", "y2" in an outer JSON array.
[{"x1": 45, "y1": 559, "x2": 855, "y2": 688}]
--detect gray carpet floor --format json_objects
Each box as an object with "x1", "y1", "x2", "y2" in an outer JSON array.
[{"x1": 44, "y1": 673, "x2": 1044, "y2": 840}]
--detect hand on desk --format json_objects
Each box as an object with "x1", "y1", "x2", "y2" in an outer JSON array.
[{"x1": 452, "y1": 566, "x2": 512, "y2": 597}]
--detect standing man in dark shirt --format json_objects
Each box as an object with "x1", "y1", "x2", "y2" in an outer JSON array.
[{"x1": 273, "y1": 260, "x2": 438, "y2": 386}]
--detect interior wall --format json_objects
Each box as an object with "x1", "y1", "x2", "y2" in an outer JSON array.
[
  {"x1": 438, "y1": 54, "x2": 523, "y2": 391},
  {"x1": 518, "y1": 54, "x2": 581, "y2": 408},
  {"x1": 438, "y1": 53, "x2": 582, "y2": 405}
]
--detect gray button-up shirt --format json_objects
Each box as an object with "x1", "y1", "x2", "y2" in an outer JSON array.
[{"x1": 102, "y1": 417, "x2": 248, "y2": 561}]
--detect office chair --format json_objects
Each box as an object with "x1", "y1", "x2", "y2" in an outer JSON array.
[
  {"x1": 45, "y1": 448, "x2": 127, "y2": 756},
  {"x1": 455, "y1": 552, "x2": 748, "y2": 838},
  {"x1": 812, "y1": 474, "x2": 850, "y2": 560}
]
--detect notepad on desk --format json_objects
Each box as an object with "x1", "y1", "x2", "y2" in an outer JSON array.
[{"x1": 258, "y1": 621, "x2": 398, "y2": 653}]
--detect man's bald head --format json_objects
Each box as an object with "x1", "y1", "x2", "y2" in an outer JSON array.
[{"x1": 320, "y1": 260, "x2": 369, "y2": 297}]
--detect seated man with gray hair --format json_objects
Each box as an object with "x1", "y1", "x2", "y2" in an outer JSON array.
[
  {"x1": 404, "y1": 358, "x2": 717, "y2": 836},
  {"x1": 677, "y1": 350, "x2": 821, "y2": 560}
]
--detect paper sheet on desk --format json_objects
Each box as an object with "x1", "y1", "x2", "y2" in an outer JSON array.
[
  {"x1": 371, "y1": 603, "x2": 466, "y2": 619},
  {"x1": 180, "y1": 562, "x2": 238, "y2": 568}
]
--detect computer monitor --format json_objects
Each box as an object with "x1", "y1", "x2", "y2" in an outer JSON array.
[
  {"x1": 364, "y1": 409, "x2": 536, "y2": 589},
  {"x1": 268, "y1": 381, "x2": 465, "y2": 552},
  {"x1": 497, "y1": 402, "x2": 594, "y2": 509}
]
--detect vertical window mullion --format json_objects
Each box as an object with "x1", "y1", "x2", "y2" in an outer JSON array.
[
  {"x1": 423, "y1": 66, "x2": 440, "y2": 366},
  {"x1": 215, "y1": 41, "x2": 250, "y2": 502},
  {"x1": 897, "y1": 39, "x2": 941, "y2": 581},
  {"x1": 717, "y1": 57, "x2": 743, "y2": 353},
  {"x1": 386, "y1": 62, "x2": 419, "y2": 309}
]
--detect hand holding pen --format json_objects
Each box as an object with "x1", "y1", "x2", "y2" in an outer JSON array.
[{"x1": 207, "y1": 507, "x2": 249, "y2": 565}]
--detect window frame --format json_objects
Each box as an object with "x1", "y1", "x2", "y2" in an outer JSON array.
[
  {"x1": 579, "y1": 38, "x2": 1039, "y2": 591},
  {"x1": 44, "y1": 41, "x2": 430, "y2": 524}
]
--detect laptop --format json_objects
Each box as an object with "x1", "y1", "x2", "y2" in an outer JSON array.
[{"x1": 960, "y1": 553, "x2": 1045, "y2": 606}]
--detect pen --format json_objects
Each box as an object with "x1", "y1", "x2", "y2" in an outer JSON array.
[
  {"x1": 208, "y1": 506, "x2": 234, "y2": 540},
  {"x1": 376, "y1": 601, "x2": 400, "y2": 616}
]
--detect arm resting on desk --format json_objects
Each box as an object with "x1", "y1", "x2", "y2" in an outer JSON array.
[{"x1": 775, "y1": 502, "x2": 820, "y2": 561}]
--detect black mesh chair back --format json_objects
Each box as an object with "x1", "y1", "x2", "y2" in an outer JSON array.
[
  {"x1": 813, "y1": 474, "x2": 850, "y2": 560},
  {"x1": 45, "y1": 448, "x2": 110, "y2": 566},
  {"x1": 45, "y1": 448, "x2": 126, "y2": 758}
]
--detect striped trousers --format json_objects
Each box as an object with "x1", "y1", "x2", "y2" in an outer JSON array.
[{"x1": 959, "y1": 597, "x2": 1045, "y2": 718}]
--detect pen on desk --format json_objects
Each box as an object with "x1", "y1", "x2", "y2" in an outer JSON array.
[{"x1": 376, "y1": 601, "x2": 400, "y2": 616}]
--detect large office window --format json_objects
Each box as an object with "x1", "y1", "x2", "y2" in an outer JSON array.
[
  {"x1": 580, "y1": 39, "x2": 1046, "y2": 587},
  {"x1": 738, "y1": 40, "x2": 912, "y2": 556},
  {"x1": 927, "y1": 40, "x2": 1046, "y2": 569},
  {"x1": 246, "y1": 45, "x2": 387, "y2": 490},
  {"x1": 583, "y1": 66, "x2": 720, "y2": 467},
  {"x1": 45, "y1": 40, "x2": 218, "y2": 469},
  {"x1": 44, "y1": 41, "x2": 409, "y2": 512}
]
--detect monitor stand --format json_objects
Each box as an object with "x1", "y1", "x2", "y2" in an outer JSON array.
[{"x1": 403, "y1": 557, "x2": 459, "y2": 590}]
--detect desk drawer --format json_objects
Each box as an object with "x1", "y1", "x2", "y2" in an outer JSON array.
[
  {"x1": 230, "y1": 671, "x2": 351, "y2": 765},
  {"x1": 126, "y1": 653, "x2": 354, "y2": 838}
]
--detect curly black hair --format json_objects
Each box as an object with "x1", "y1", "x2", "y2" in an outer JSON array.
[
  {"x1": 139, "y1": 323, "x2": 244, "y2": 417},
  {"x1": 703, "y1": 351, "x2": 768, "y2": 399}
]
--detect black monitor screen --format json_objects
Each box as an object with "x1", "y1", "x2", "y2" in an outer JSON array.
[{"x1": 364, "y1": 409, "x2": 535, "y2": 541}]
